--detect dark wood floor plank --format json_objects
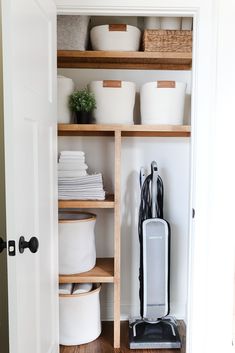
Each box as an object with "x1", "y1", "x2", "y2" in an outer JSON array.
[{"x1": 60, "y1": 320, "x2": 186, "y2": 353}]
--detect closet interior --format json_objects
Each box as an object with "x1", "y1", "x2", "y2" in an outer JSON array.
[{"x1": 57, "y1": 14, "x2": 193, "y2": 352}]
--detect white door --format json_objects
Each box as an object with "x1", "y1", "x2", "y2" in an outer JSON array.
[{"x1": 1, "y1": 0, "x2": 58, "y2": 352}]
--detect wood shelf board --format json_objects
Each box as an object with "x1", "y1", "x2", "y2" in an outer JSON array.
[
  {"x1": 59, "y1": 258, "x2": 114, "y2": 284},
  {"x1": 60, "y1": 320, "x2": 186, "y2": 353},
  {"x1": 58, "y1": 194, "x2": 115, "y2": 209},
  {"x1": 58, "y1": 124, "x2": 191, "y2": 137},
  {"x1": 57, "y1": 50, "x2": 192, "y2": 70}
]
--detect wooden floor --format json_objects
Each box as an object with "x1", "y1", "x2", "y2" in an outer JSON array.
[{"x1": 60, "y1": 321, "x2": 186, "y2": 353}]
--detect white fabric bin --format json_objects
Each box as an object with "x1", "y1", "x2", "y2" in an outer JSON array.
[
  {"x1": 90, "y1": 24, "x2": 141, "y2": 51},
  {"x1": 59, "y1": 212, "x2": 96, "y2": 275},
  {"x1": 57, "y1": 16, "x2": 90, "y2": 50},
  {"x1": 57, "y1": 76, "x2": 75, "y2": 124},
  {"x1": 89, "y1": 80, "x2": 136, "y2": 124},
  {"x1": 140, "y1": 81, "x2": 186, "y2": 125},
  {"x1": 59, "y1": 284, "x2": 101, "y2": 346}
]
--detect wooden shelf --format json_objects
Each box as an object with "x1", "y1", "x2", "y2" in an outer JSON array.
[
  {"x1": 57, "y1": 50, "x2": 192, "y2": 70},
  {"x1": 60, "y1": 320, "x2": 186, "y2": 353},
  {"x1": 58, "y1": 194, "x2": 115, "y2": 209},
  {"x1": 59, "y1": 258, "x2": 114, "y2": 284},
  {"x1": 58, "y1": 124, "x2": 191, "y2": 137}
]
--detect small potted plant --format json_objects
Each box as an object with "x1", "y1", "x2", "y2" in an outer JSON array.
[{"x1": 69, "y1": 88, "x2": 96, "y2": 124}]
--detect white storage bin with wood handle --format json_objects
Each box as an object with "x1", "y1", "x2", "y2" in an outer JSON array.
[
  {"x1": 59, "y1": 284, "x2": 101, "y2": 345},
  {"x1": 59, "y1": 211, "x2": 96, "y2": 275},
  {"x1": 140, "y1": 81, "x2": 186, "y2": 125},
  {"x1": 89, "y1": 80, "x2": 136, "y2": 124},
  {"x1": 90, "y1": 24, "x2": 141, "y2": 51}
]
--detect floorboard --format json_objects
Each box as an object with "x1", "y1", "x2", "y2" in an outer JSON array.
[{"x1": 60, "y1": 320, "x2": 186, "y2": 353}]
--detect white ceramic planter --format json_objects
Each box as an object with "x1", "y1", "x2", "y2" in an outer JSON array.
[
  {"x1": 140, "y1": 81, "x2": 186, "y2": 125},
  {"x1": 90, "y1": 24, "x2": 141, "y2": 51},
  {"x1": 57, "y1": 15, "x2": 90, "y2": 50},
  {"x1": 57, "y1": 76, "x2": 75, "y2": 124},
  {"x1": 89, "y1": 80, "x2": 136, "y2": 124},
  {"x1": 59, "y1": 284, "x2": 101, "y2": 346},
  {"x1": 160, "y1": 17, "x2": 182, "y2": 30},
  {"x1": 59, "y1": 212, "x2": 96, "y2": 275}
]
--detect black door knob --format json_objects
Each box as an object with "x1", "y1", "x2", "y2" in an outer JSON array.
[
  {"x1": 19, "y1": 236, "x2": 39, "y2": 254},
  {"x1": 0, "y1": 237, "x2": 7, "y2": 253}
]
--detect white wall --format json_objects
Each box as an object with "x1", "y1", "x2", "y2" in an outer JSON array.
[{"x1": 58, "y1": 66, "x2": 191, "y2": 321}]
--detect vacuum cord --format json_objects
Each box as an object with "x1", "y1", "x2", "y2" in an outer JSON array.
[{"x1": 138, "y1": 172, "x2": 164, "y2": 317}]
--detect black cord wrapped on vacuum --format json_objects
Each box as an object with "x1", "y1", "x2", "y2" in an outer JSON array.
[{"x1": 138, "y1": 173, "x2": 164, "y2": 318}]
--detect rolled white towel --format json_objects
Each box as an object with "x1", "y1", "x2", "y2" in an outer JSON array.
[
  {"x1": 72, "y1": 283, "x2": 93, "y2": 295},
  {"x1": 59, "y1": 283, "x2": 73, "y2": 295}
]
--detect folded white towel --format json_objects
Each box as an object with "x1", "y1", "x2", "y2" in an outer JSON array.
[
  {"x1": 59, "y1": 283, "x2": 73, "y2": 295},
  {"x1": 58, "y1": 192, "x2": 105, "y2": 200},
  {"x1": 72, "y1": 283, "x2": 93, "y2": 295},
  {"x1": 58, "y1": 163, "x2": 88, "y2": 171},
  {"x1": 59, "y1": 156, "x2": 85, "y2": 163},
  {"x1": 60, "y1": 151, "x2": 85, "y2": 156},
  {"x1": 58, "y1": 170, "x2": 87, "y2": 178},
  {"x1": 58, "y1": 173, "x2": 103, "y2": 184}
]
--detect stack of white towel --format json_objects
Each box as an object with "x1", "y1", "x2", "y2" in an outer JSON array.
[{"x1": 58, "y1": 151, "x2": 105, "y2": 200}]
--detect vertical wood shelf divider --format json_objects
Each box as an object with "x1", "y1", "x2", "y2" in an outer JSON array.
[{"x1": 114, "y1": 130, "x2": 121, "y2": 348}]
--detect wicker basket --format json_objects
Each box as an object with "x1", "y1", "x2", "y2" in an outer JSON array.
[{"x1": 142, "y1": 30, "x2": 192, "y2": 53}]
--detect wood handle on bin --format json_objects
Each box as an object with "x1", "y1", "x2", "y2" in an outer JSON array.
[
  {"x1": 103, "y1": 80, "x2": 122, "y2": 88},
  {"x1": 157, "y1": 81, "x2": 176, "y2": 88},
  {"x1": 109, "y1": 24, "x2": 127, "y2": 31}
]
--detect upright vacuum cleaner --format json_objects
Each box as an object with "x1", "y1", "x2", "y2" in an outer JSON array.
[{"x1": 129, "y1": 161, "x2": 181, "y2": 349}]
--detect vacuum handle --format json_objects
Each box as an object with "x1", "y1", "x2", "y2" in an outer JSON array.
[{"x1": 151, "y1": 161, "x2": 158, "y2": 218}]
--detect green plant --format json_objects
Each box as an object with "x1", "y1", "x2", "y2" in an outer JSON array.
[{"x1": 69, "y1": 89, "x2": 96, "y2": 113}]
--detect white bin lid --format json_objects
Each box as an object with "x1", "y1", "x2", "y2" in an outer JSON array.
[{"x1": 59, "y1": 211, "x2": 96, "y2": 223}]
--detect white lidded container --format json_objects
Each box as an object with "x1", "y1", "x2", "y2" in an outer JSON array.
[
  {"x1": 57, "y1": 76, "x2": 75, "y2": 124},
  {"x1": 57, "y1": 15, "x2": 90, "y2": 50},
  {"x1": 140, "y1": 81, "x2": 186, "y2": 125},
  {"x1": 89, "y1": 80, "x2": 136, "y2": 124},
  {"x1": 59, "y1": 284, "x2": 101, "y2": 345},
  {"x1": 160, "y1": 17, "x2": 182, "y2": 30},
  {"x1": 59, "y1": 211, "x2": 96, "y2": 275},
  {"x1": 90, "y1": 24, "x2": 141, "y2": 51}
]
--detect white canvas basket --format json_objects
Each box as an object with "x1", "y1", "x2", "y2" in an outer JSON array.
[
  {"x1": 59, "y1": 284, "x2": 101, "y2": 345},
  {"x1": 59, "y1": 212, "x2": 96, "y2": 275},
  {"x1": 140, "y1": 81, "x2": 186, "y2": 125},
  {"x1": 89, "y1": 80, "x2": 136, "y2": 124},
  {"x1": 90, "y1": 24, "x2": 141, "y2": 51}
]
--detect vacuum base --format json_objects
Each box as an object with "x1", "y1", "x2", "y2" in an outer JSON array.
[{"x1": 129, "y1": 318, "x2": 181, "y2": 349}]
